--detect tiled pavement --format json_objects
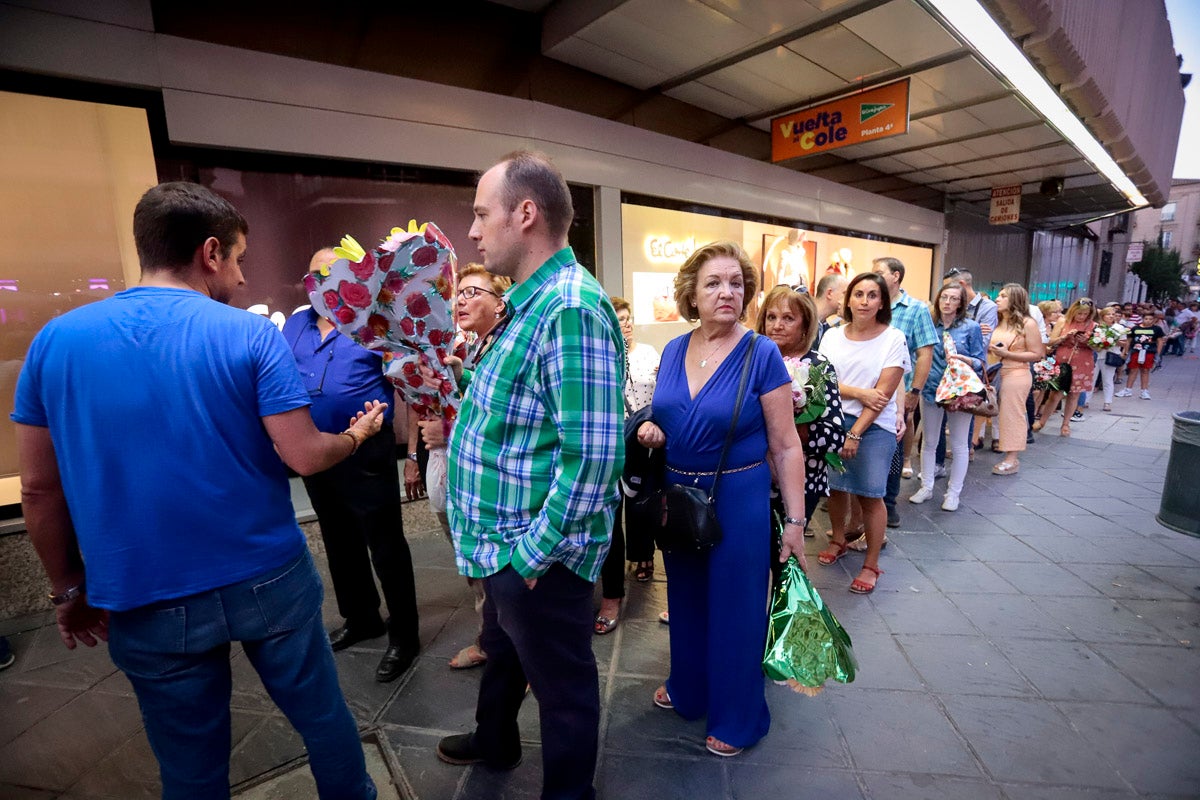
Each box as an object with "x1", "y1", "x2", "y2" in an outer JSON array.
[{"x1": 2, "y1": 356, "x2": 1199, "y2": 799}]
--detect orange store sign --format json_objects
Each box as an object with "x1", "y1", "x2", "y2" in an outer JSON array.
[{"x1": 771, "y1": 79, "x2": 910, "y2": 162}]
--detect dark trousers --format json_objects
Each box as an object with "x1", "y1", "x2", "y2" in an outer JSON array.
[
  {"x1": 599, "y1": 498, "x2": 656, "y2": 600},
  {"x1": 303, "y1": 429, "x2": 419, "y2": 649},
  {"x1": 474, "y1": 564, "x2": 599, "y2": 800}
]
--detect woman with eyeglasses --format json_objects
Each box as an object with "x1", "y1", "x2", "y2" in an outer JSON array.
[
  {"x1": 1033, "y1": 297, "x2": 1096, "y2": 438},
  {"x1": 416, "y1": 262, "x2": 511, "y2": 670},
  {"x1": 594, "y1": 296, "x2": 660, "y2": 635}
]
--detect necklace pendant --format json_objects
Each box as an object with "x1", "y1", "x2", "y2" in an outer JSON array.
[{"x1": 699, "y1": 358, "x2": 707, "y2": 367}]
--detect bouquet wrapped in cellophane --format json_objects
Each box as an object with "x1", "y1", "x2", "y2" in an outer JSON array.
[
  {"x1": 782, "y1": 355, "x2": 844, "y2": 472},
  {"x1": 762, "y1": 556, "x2": 857, "y2": 696},
  {"x1": 304, "y1": 221, "x2": 461, "y2": 429},
  {"x1": 1032, "y1": 355, "x2": 1062, "y2": 391},
  {"x1": 1088, "y1": 323, "x2": 1127, "y2": 351}
]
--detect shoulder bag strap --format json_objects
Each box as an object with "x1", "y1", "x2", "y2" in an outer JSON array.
[{"x1": 709, "y1": 332, "x2": 757, "y2": 501}]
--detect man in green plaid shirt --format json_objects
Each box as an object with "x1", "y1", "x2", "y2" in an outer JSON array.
[{"x1": 435, "y1": 151, "x2": 624, "y2": 800}]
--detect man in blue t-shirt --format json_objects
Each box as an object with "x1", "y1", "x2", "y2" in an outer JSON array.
[
  {"x1": 12, "y1": 182, "x2": 382, "y2": 800},
  {"x1": 282, "y1": 247, "x2": 420, "y2": 684}
]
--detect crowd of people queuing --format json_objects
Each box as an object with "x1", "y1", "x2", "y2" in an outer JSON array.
[{"x1": 11, "y1": 149, "x2": 1197, "y2": 799}]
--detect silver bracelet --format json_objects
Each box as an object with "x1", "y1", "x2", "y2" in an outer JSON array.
[{"x1": 783, "y1": 515, "x2": 805, "y2": 527}]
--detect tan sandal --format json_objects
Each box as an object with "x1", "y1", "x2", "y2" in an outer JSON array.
[{"x1": 448, "y1": 644, "x2": 487, "y2": 669}]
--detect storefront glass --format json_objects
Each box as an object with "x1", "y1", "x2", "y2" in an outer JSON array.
[{"x1": 620, "y1": 201, "x2": 935, "y2": 351}]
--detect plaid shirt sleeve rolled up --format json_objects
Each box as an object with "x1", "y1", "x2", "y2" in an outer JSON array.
[
  {"x1": 891, "y1": 289, "x2": 939, "y2": 391},
  {"x1": 447, "y1": 248, "x2": 625, "y2": 583}
]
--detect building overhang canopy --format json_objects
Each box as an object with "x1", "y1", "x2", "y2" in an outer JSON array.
[{"x1": 516, "y1": 0, "x2": 1168, "y2": 229}]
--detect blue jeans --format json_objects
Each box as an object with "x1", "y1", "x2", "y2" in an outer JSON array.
[{"x1": 108, "y1": 548, "x2": 375, "y2": 800}]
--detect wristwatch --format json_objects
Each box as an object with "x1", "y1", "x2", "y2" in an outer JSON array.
[
  {"x1": 406, "y1": 453, "x2": 419, "y2": 462},
  {"x1": 49, "y1": 584, "x2": 84, "y2": 606},
  {"x1": 783, "y1": 516, "x2": 805, "y2": 527}
]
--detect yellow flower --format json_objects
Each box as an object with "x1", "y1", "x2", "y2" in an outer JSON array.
[{"x1": 333, "y1": 235, "x2": 366, "y2": 263}]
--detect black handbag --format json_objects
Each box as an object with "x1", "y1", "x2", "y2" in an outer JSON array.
[
  {"x1": 1105, "y1": 351, "x2": 1124, "y2": 368},
  {"x1": 654, "y1": 334, "x2": 757, "y2": 553}
]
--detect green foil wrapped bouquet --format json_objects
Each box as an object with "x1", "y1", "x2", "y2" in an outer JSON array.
[{"x1": 762, "y1": 556, "x2": 857, "y2": 696}]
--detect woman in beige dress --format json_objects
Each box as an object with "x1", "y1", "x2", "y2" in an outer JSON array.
[{"x1": 988, "y1": 284, "x2": 1045, "y2": 476}]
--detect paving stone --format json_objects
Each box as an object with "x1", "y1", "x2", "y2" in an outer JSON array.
[
  {"x1": 0, "y1": 785, "x2": 59, "y2": 799},
  {"x1": 1086, "y1": 643, "x2": 1200, "y2": 708},
  {"x1": 861, "y1": 772, "x2": 1004, "y2": 800},
  {"x1": 864, "y1": 557, "x2": 940, "y2": 594},
  {"x1": 992, "y1": 785, "x2": 1135, "y2": 800},
  {"x1": 232, "y1": 736, "x2": 400, "y2": 800},
  {"x1": 228, "y1": 715, "x2": 306, "y2": 786},
  {"x1": 915, "y1": 560, "x2": 1019, "y2": 594},
  {"x1": 1082, "y1": 537, "x2": 1196, "y2": 568},
  {"x1": 987, "y1": 562, "x2": 1104, "y2": 597},
  {"x1": 896, "y1": 634, "x2": 1032, "y2": 697},
  {"x1": 1030, "y1": 596, "x2": 1175, "y2": 644},
  {"x1": 837, "y1": 631, "x2": 924, "y2": 692},
  {"x1": 599, "y1": 752, "x2": 726, "y2": 800},
  {"x1": 0, "y1": 683, "x2": 80, "y2": 747},
  {"x1": 730, "y1": 763, "x2": 863, "y2": 799},
  {"x1": 1118, "y1": 598, "x2": 1200, "y2": 644},
  {"x1": 603, "y1": 676, "x2": 708, "y2": 759},
  {"x1": 380, "y1": 657, "x2": 485, "y2": 732},
  {"x1": 381, "y1": 728, "x2": 469, "y2": 800},
  {"x1": 940, "y1": 695, "x2": 1125, "y2": 789},
  {"x1": 743, "y1": 687, "x2": 847, "y2": 767},
  {"x1": 992, "y1": 638, "x2": 1153, "y2": 704},
  {"x1": 872, "y1": 593, "x2": 977, "y2": 636},
  {"x1": 608, "y1": 620, "x2": 670, "y2": 677},
  {"x1": 457, "y1": 746, "x2": 545, "y2": 800},
  {"x1": 947, "y1": 594, "x2": 1072, "y2": 640},
  {"x1": 887, "y1": 534, "x2": 976, "y2": 561},
  {"x1": 949, "y1": 534, "x2": 1048, "y2": 563},
  {"x1": 1016, "y1": 535, "x2": 1122, "y2": 564},
  {"x1": 1056, "y1": 701, "x2": 1200, "y2": 795},
  {"x1": 0, "y1": 691, "x2": 144, "y2": 790},
  {"x1": 1136, "y1": 565, "x2": 1200, "y2": 600},
  {"x1": 1064, "y1": 563, "x2": 1193, "y2": 600},
  {"x1": 10, "y1": 627, "x2": 121, "y2": 691},
  {"x1": 825, "y1": 688, "x2": 981, "y2": 777}
]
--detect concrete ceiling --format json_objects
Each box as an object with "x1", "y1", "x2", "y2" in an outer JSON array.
[{"x1": 509, "y1": 0, "x2": 1138, "y2": 229}]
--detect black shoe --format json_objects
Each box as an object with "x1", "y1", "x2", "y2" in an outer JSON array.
[
  {"x1": 1026, "y1": 433, "x2": 1036, "y2": 444},
  {"x1": 436, "y1": 733, "x2": 522, "y2": 769},
  {"x1": 328, "y1": 621, "x2": 387, "y2": 652},
  {"x1": 886, "y1": 509, "x2": 901, "y2": 528},
  {"x1": 375, "y1": 644, "x2": 419, "y2": 683}
]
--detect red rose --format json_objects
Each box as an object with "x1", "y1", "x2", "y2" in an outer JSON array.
[
  {"x1": 339, "y1": 280, "x2": 372, "y2": 309},
  {"x1": 406, "y1": 292, "x2": 432, "y2": 318},
  {"x1": 416, "y1": 319, "x2": 426, "y2": 337},
  {"x1": 412, "y1": 246, "x2": 438, "y2": 267},
  {"x1": 335, "y1": 305, "x2": 357, "y2": 324},
  {"x1": 348, "y1": 252, "x2": 376, "y2": 281},
  {"x1": 303, "y1": 274, "x2": 318, "y2": 294},
  {"x1": 401, "y1": 361, "x2": 417, "y2": 375},
  {"x1": 429, "y1": 329, "x2": 443, "y2": 346},
  {"x1": 368, "y1": 314, "x2": 390, "y2": 339},
  {"x1": 376, "y1": 252, "x2": 395, "y2": 274},
  {"x1": 384, "y1": 273, "x2": 405, "y2": 293},
  {"x1": 406, "y1": 374, "x2": 424, "y2": 388},
  {"x1": 400, "y1": 317, "x2": 415, "y2": 336},
  {"x1": 355, "y1": 325, "x2": 376, "y2": 344},
  {"x1": 322, "y1": 290, "x2": 339, "y2": 310}
]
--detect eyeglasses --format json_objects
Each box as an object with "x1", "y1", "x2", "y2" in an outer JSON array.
[
  {"x1": 457, "y1": 286, "x2": 500, "y2": 300},
  {"x1": 307, "y1": 349, "x2": 334, "y2": 397}
]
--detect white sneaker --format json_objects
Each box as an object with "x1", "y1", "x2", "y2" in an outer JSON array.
[
  {"x1": 1141, "y1": 390, "x2": 1151, "y2": 400},
  {"x1": 1115, "y1": 388, "x2": 1133, "y2": 398},
  {"x1": 909, "y1": 486, "x2": 934, "y2": 504},
  {"x1": 942, "y1": 493, "x2": 960, "y2": 511}
]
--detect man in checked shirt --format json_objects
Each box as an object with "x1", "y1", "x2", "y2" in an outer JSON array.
[{"x1": 431, "y1": 151, "x2": 625, "y2": 800}]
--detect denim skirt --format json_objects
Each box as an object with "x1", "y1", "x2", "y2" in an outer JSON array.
[{"x1": 827, "y1": 413, "x2": 896, "y2": 498}]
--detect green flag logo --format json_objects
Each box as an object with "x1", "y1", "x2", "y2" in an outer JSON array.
[{"x1": 860, "y1": 103, "x2": 892, "y2": 123}]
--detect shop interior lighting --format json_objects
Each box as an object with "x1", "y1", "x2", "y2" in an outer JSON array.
[{"x1": 923, "y1": 0, "x2": 1149, "y2": 208}]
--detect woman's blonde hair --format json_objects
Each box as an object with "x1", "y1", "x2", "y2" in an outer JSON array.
[
  {"x1": 457, "y1": 262, "x2": 512, "y2": 296},
  {"x1": 1037, "y1": 299, "x2": 1061, "y2": 318},
  {"x1": 754, "y1": 285, "x2": 819, "y2": 353},
  {"x1": 1063, "y1": 297, "x2": 1098, "y2": 325},
  {"x1": 998, "y1": 283, "x2": 1030, "y2": 329},
  {"x1": 674, "y1": 241, "x2": 758, "y2": 322},
  {"x1": 610, "y1": 296, "x2": 632, "y2": 315}
]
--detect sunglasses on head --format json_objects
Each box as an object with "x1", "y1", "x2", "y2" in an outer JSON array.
[
  {"x1": 945, "y1": 268, "x2": 962, "y2": 277},
  {"x1": 1079, "y1": 299, "x2": 1094, "y2": 306},
  {"x1": 789, "y1": 284, "x2": 808, "y2": 293}
]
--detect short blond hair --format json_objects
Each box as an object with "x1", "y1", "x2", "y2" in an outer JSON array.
[
  {"x1": 457, "y1": 262, "x2": 512, "y2": 296},
  {"x1": 674, "y1": 241, "x2": 758, "y2": 322}
]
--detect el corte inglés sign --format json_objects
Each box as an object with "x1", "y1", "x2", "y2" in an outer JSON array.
[{"x1": 771, "y1": 79, "x2": 910, "y2": 162}]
